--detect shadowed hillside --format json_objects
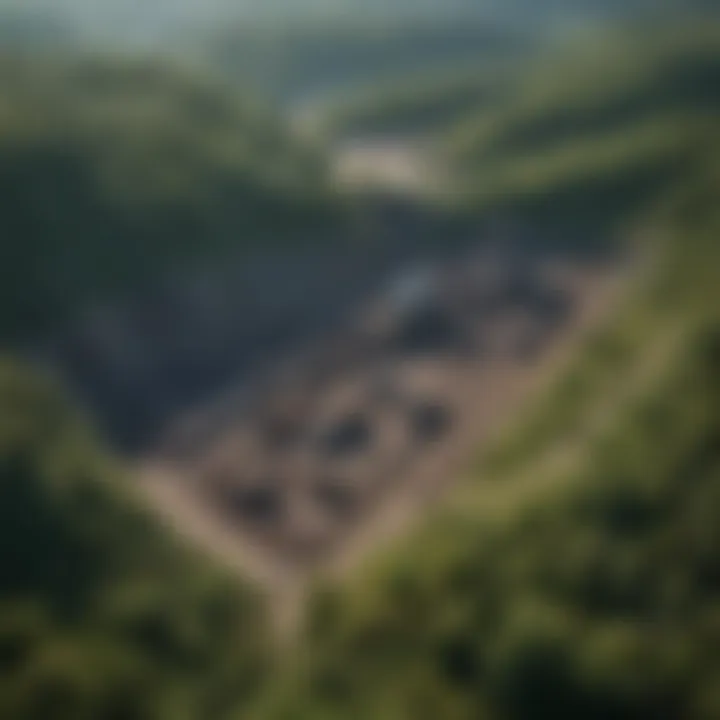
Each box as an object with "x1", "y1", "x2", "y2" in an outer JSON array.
[
  {"x1": 0, "y1": 361, "x2": 272, "y2": 718},
  {"x1": 0, "y1": 55, "x2": 341, "y2": 342}
]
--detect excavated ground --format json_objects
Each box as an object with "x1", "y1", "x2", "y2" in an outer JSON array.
[
  {"x1": 32, "y1": 197, "x2": 624, "y2": 592},
  {"x1": 134, "y1": 240, "x2": 622, "y2": 586}
]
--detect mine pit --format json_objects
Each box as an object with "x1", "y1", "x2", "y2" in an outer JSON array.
[
  {"x1": 140, "y1": 246, "x2": 619, "y2": 573},
  {"x1": 40, "y1": 227, "x2": 623, "y2": 577}
]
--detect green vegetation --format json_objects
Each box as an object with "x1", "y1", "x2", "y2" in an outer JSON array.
[
  {"x1": 0, "y1": 359, "x2": 271, "y2": 718},
  {"x1": 319, "y1": 64, "x2": 518, "y2": 139},
  {"x1": 2, "y1": 13, "x2": 720, "y2": 720},
  {"x1": 444, "y1": 27, "x2": 720, "y2": 231},
  {"x1": 0, "y1": 54, "x2": 341, "y2": 340},
  {"x1": 318, "y1": 24, "x2": 720, "y2": 238}
]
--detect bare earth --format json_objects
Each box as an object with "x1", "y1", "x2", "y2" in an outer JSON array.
[{"x1": 135, "y1": 241, "x2": 629, "y2": 634}]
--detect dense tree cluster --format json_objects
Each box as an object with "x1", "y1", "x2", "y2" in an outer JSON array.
[
  {"x1": 0, "y1": 360, "x2": 271, "y2": 718},
  {"x1": 442, "y1": 28, "x2": 720, "y2": 229},
  {"x1": 0, "y1": 56, "x2": 341, "y2": 340}
]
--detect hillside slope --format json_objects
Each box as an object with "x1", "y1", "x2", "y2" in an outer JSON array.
[
  {"x1": 0, "y1": 54, "x2": 340, "y2": 341},
  {"x1": 0, "y1": 360, "x2": 272, "y2": 719},
  {"x1": 443, "y1": 28, "x2": 720, "y2": 225}
]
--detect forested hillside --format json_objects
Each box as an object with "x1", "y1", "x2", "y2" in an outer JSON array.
[
  {"x1": 318, "y1": 64, "x2": 517, "y2": 139},
  {"x1": 0, "y1": 56, "x2": 341, "y2": 340},
  {"x1": 323, "y1": 24, "x2": 720, "y2": 149},
  {"x1": 445, "y1": 26, "x2": 720, "y2": 232},
  {"x1": 0, "y1": 361, "x2": 271, "y2": 718}
]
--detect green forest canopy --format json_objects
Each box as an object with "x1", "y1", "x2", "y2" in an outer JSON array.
[
  {"x1": 0, "y1": 360, "x2": 272, "y2": 719},
  {"x1": 0, "y1": 54, "x2": 342, "y2": 340},
  {"x1": 442, "y1": 26, "x2": 720, "y2": 227}
]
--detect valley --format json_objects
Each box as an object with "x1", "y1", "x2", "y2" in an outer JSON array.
[
  {"x1": 34, "y1": 180, "x2": 627, "y2": 592},
  {"x1": 1, "y1": 7, "x2": 719, "y2": 717}
]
